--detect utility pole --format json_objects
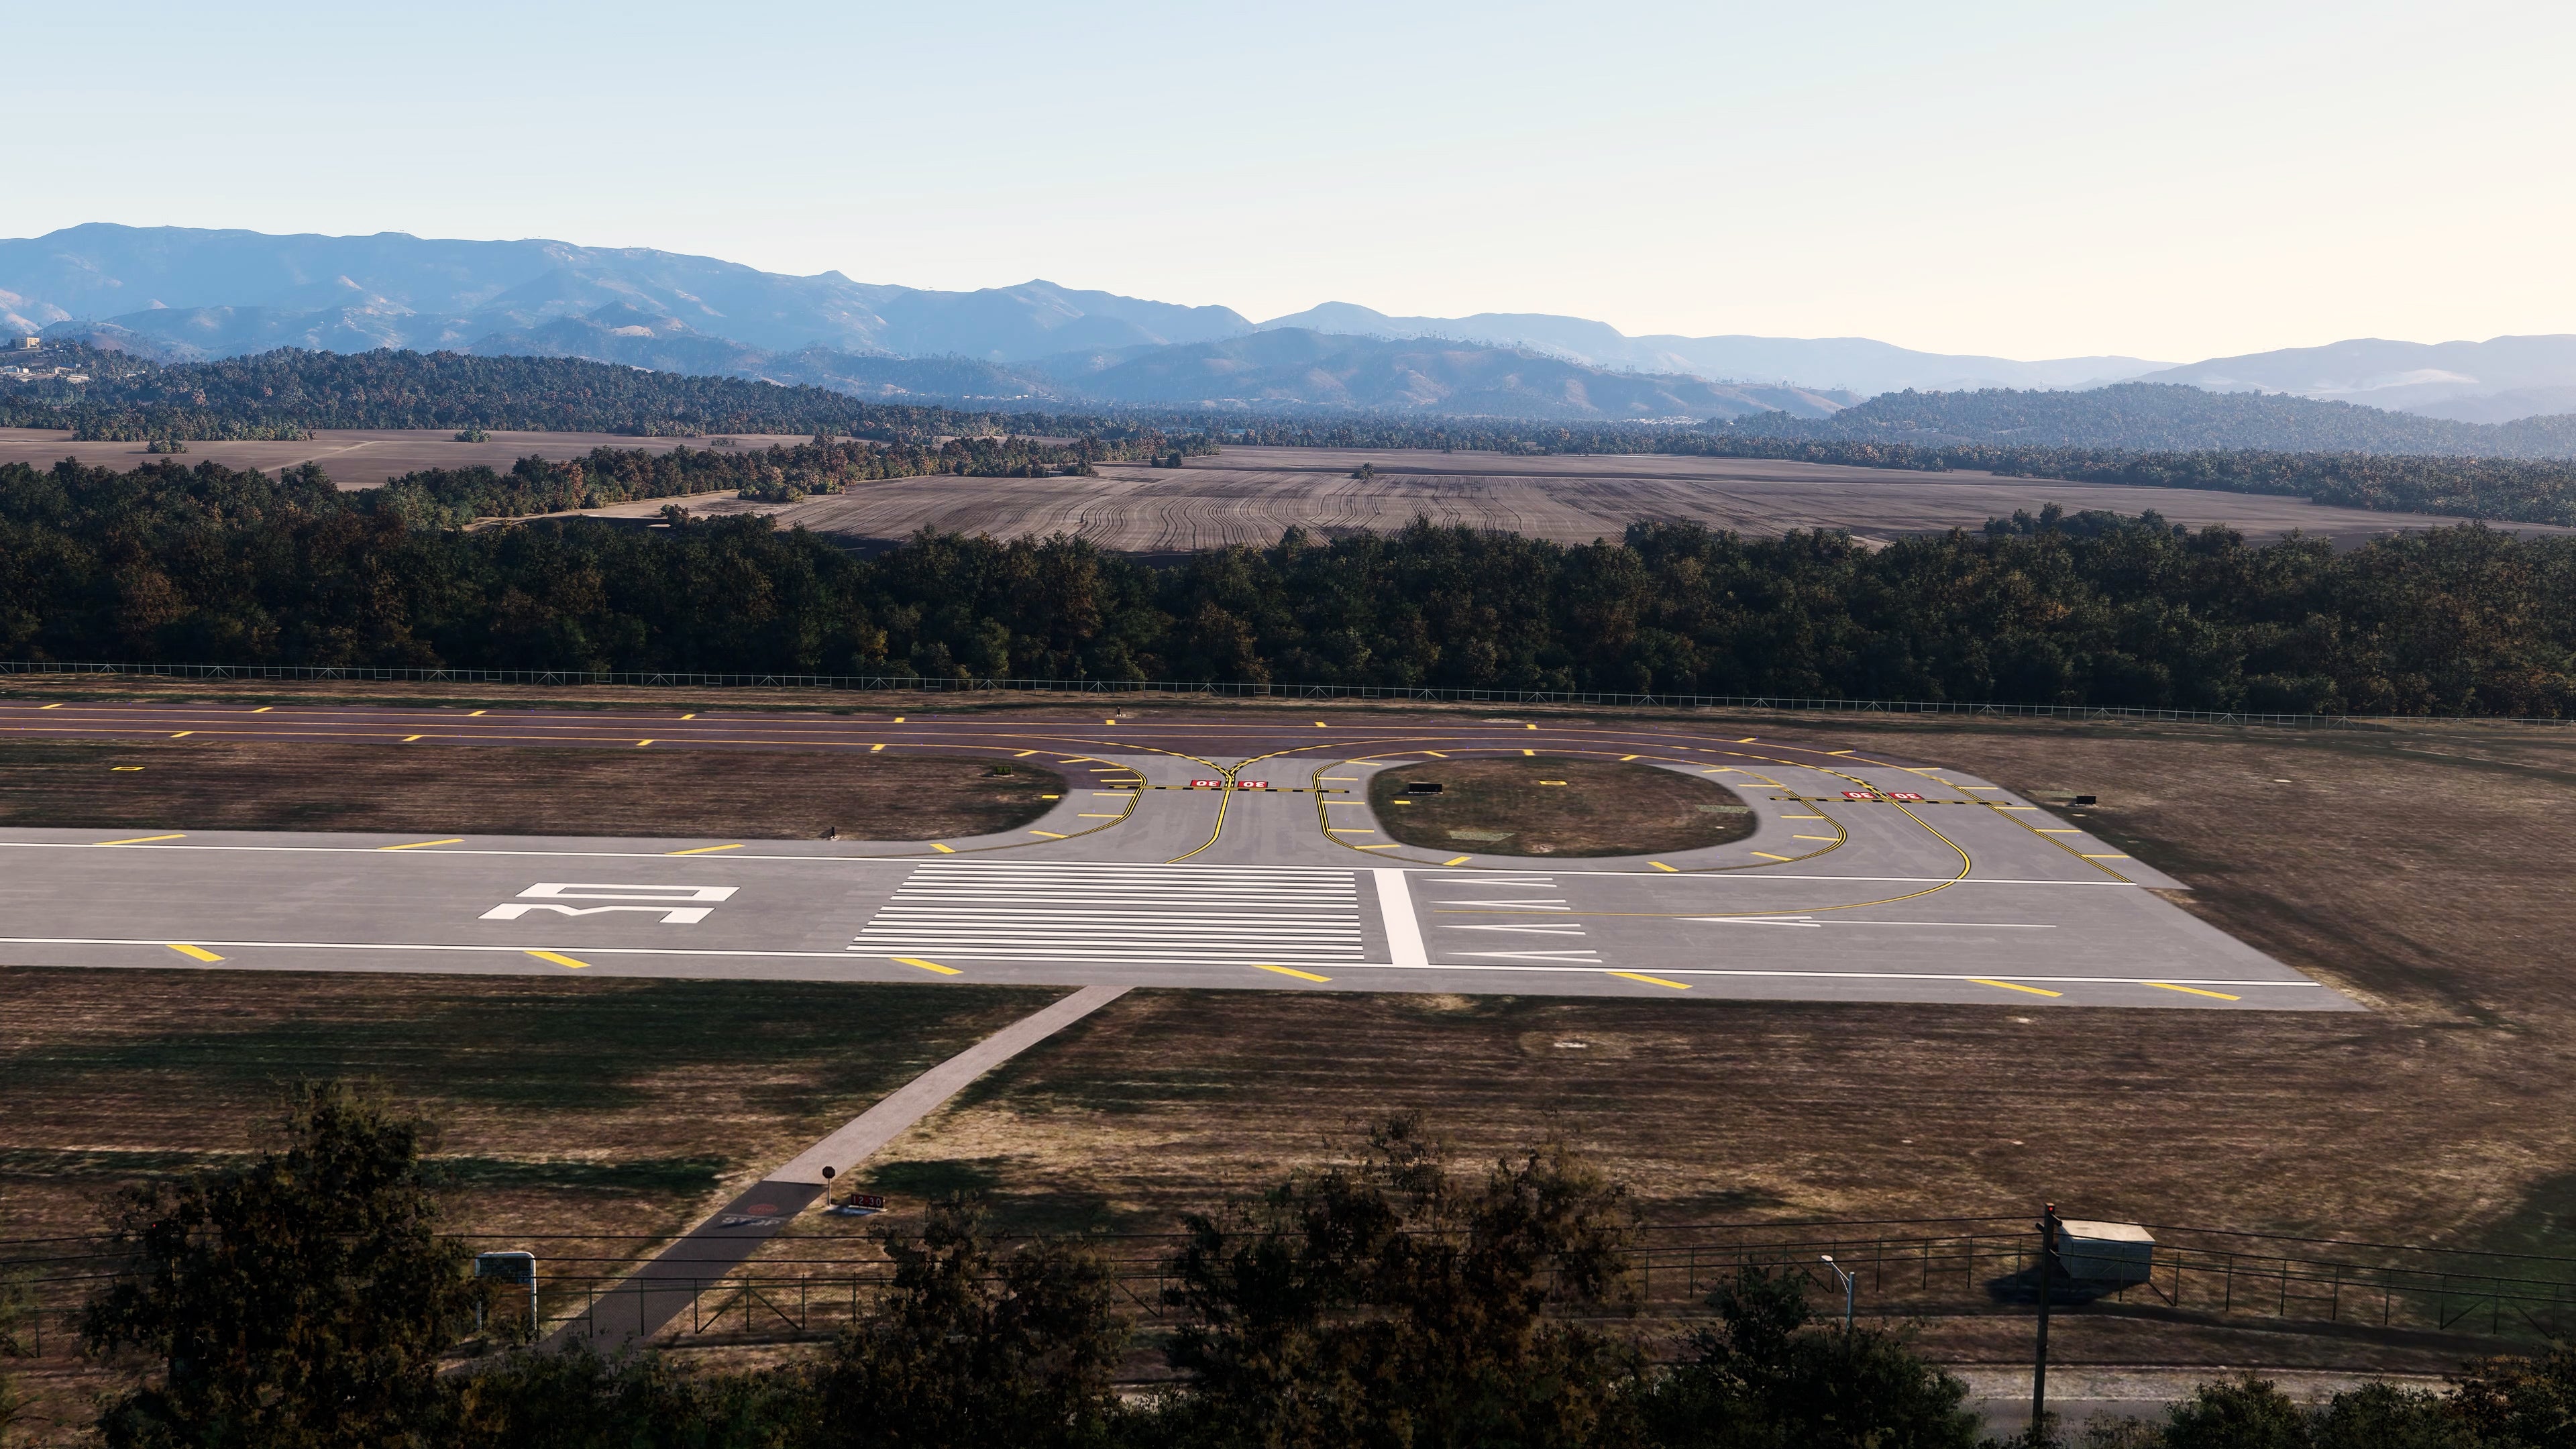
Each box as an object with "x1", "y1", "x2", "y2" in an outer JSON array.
[{"x1": 2032, "y1": 1201, "x2": 2061, "y2": 1442}]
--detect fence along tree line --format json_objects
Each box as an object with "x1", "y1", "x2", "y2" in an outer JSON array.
[
  {"x1": 7, "y1": 454, "x2": 2576, "y2": 718},
  {"x1": 13, "y1": 1083, "x2": 2576, "y2": 1448}
]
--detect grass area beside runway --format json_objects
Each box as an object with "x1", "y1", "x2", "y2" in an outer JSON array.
[
  {"x1": 0, "y1": 968, "x2": 1063, "y2": 1249},
  {"x1": 1366, "y1": 754, "x2": 1756, "y2": 855},
  {"x1": 0, "y1": 739, "x2": 1065, "y2": 839}
]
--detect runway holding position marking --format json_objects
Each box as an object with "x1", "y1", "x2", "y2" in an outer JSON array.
[{"x1": 0, "y1": 700, "x2": 2355, "y2": 1010}]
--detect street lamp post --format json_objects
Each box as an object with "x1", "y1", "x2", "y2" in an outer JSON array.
[{"x1": 1819, "y1": 1254, "x2": 1856, "y2": 1332}]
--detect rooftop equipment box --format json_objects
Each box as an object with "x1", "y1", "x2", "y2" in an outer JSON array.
[{"x1": 2057, "y1": 1220, "x2": 2155, "y2": 1285}]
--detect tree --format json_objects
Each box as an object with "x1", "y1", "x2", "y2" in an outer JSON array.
[
  {"x1": 811, "y1": 1197, "x2": 1127, "y2": 1449},
  {"x1": 81, "y1": 1081, "x2": 477, "y2": 1449},
  {"x1": 1640, "y1": 1265, "x2": 1980, "y2": 1449},
  {"x1": 1159, "y1": 1114, "x2": 1646, "y2": 1449}
]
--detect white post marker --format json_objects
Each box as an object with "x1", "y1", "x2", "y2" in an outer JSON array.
[{"x1": 1374, "y1": 869, "x2": 1430, "y2": 968}]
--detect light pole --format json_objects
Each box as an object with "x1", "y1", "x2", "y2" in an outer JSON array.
[
  {"x1": 2033, "y1": 1201, "x2": 2063, "y2": 1442},
  {"x1": 1819, "y1": 1254, "x2": 1856, "y2": 1332}
]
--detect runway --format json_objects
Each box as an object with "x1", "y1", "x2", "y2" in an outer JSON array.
[{"x1": 0, "y1": 700, "x2": 2354, "y2": 1010}]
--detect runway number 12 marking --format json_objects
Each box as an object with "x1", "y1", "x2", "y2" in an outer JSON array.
[{"x1": 480, "y1": 881, "x2": 739, "y2": 925}]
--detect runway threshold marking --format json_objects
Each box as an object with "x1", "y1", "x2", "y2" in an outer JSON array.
[
  {"x1": 379, "y1": 838, "x2": 464, "y2": 851},
  {"x1": 667, "y1": 843, "x2": 744, "y2": 855},
  {"x1": 93, "y1": 834, "x2": 184, "y2": 845},
  {"x1": 1972, "y1": 977, "x2": 2062, "y2": 998},
  {"x1": 166, "y1": 944, "x2": 223, "y2": 962},
  {"x1": 1256, "y1": 964, "x2": 1332, "y2": 981},
  {"x1": 893, "y1": 956, "x2": 962, "y2": 975},
  {"x1": 1610, "y1": 971, "x2": 1690, "y2": 989},
  {"x1": 527, "y1": 950, "x2": 591, "y2": 970},
  {"x1": 2150, "y1": 982, "x2": 2242, "y2": 1000}
]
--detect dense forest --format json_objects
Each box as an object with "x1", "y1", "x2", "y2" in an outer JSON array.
[
  {"x1": 0, "y1": 347, "x2": 1159, "y2": 443},
  {"x1": 6, "y1": 454, "x2": 2573, "y2": 716}
]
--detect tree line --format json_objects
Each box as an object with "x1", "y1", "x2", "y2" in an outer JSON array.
[
  {"x1": 34, "y1": 1082, "x2": 2575, "y2": 1448},
  {"x1": 5, "y1": 455, "x2": 2575, "y2": 716}
]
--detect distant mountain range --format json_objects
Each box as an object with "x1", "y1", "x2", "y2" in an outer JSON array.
[{"x1": 5, "y1": 224, "x2": 2574, "y2": 426}]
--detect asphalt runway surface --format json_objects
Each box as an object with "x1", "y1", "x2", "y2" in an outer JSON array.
[{"x1": 0, "y1": 701, "x2": 2354, "y2": 1011}]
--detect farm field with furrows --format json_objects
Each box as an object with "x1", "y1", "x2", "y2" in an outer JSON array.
[{"x1": 601, "y1": 445, "x2": 2542, "y2": 548}]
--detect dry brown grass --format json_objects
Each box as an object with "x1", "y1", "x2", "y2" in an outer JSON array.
[
  {"x1": 0, "y1": 427, "x2": 816, "y2": 489},
  {"x1": 0, "y1": 739, "x2": 1062, "y2": 839},
  {"x1": 1367, "y1": 755, "x2": 1754, "y2": 855}
]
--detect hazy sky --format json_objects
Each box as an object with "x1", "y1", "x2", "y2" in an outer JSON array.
[{"x1": 15, "y1": 0, "x2": 2573, "y2": 362}]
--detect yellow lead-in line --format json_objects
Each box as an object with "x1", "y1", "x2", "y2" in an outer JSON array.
[
  {"x1": 1972, "y1": 977, "x2": 2063, "y2": 998},
  {"x1": 1521, "y1": 748, "x2": 1535, "y2": 756},
  {"x1": 2151, "y1": 981, "x2": 2240, "y2": 1000},
  {"x1": 1256, "y1": 963, "x2": 1332, "y2": 981},
  {"x1": 894, "y1": 956, "x2": 961, "y2": 975},
  {"x1": 402, "y1": 735, "x2": 424, "y2": 743},
  {"x1": 94, "y1": 834, "x2": 184, "y2": 846},
  {"x1": 2081, "y1": 853, "x2": 2131, "y2": 859},
  {"x1": 929, "y1": 843, "x2": 956, "y2": 853},
  {"x1": 379, "y1": 838, "x2": 464, "y2": 851},
  {"x1": 667, "y1": 843, "x2": 743, "y2": 855},
  {"x1": 680, "y1": 713, "x2": 696, "y2": 719},
  {"x1": 170, "y1": 731, "x2": 193, "y2": 738},
  {"x1": 250, "y1": 706, "x2": 272, "y2": 714},
  {"x1": 869, "y1": 743, "x2": 884, "y2": 751},
  {"x1": 1030, "y1": 829, "x2": 1068, "y2": 838},
  {"x1": 1610, "y1": 971, "x2": 1690, "y2": 989},
  {"x1": 1619, "y1": 754, "x2": 1638, "y2": 761},
  {"x1": 1649, "y1": 861, "x2": 1678, "y2": 872},
  {"x1": 1444, "y1": 855, "x2": 1471, "y2": 865},
  {"x1": 166, "y1": 943, "x2": 224, "y2": 962},
  {"x1": 1752, "y1": 851, "x2": 1792, "y2": 861},
  {"x1": 1422, "y1": 750, "x2": 1446, "y2": 757},
  {"x1": 38, "y1": 702, "x2": 61, "y2": 709},
  {"x1": 635, "y1": 739, "x2": 653, "y2": 747},
  {"x1": 1793, "y1": 835, "x2": 1837, "y2": 841},
  {"x1": 468, "y1": 710, "x2": 487, "y2": 716},
  {"x1": 1355, "y1": 842, "x2": 1401, "y2": 849},
  {"x1": 527, "y1": 949, "x2": 590, "y2": 970},
  {"x1": 1014, "y1": 749, "x2": 1036, "y2": 757}
]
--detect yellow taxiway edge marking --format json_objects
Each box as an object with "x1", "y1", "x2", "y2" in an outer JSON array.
[
  {"x1": 1356, "y1": 842, "x2": 1401, "y2": 849},
  {"x1": 112, "y1": 765, "x2": 144, "y2": 771},
  {"x1": 1783, "y1": 815, "x2": 1826, "y2": 820},
  {"x1": 1014, "y1": 749, "x2": 1037, "y2": 757},
  {"x1": 1793, "y1": 835, "x2": 1837, "y2": 841},
  {"x1": 1077, "y1": 813, "x2": 1123, "y2": 818},
  {"x1": 635, "y1": 739, "x2": 653, "y2": 747},
  {"x1": 166, "y1": 943, "x2": 224, "y2": 962},
  {"x1": 468, "y1": 709, "x2": 487, "y2": 716},
  {"x1": 1964, "y1": 786, "x2": 2000, "y2": 792},
  {"x1": 930, "y1": 843, "x2": 956, "y2": 853},
  {"x1": 1752, "y1": 851, "x2": 1792, "y2": 861},
  {"x1": 95, "y1": 833, "x2": 184, "y2": 845},
  {"x1": 1322, "y1": 776, "x2": 1357, "y2": 781},
  {"x1": 1315, "y1": 720, "x2": 1328, "y2": 727},
  {"x1": 894, "y1": 956, "x2": 960, "y2": 975},
  {"x1": 379, "y1": 838, "x2": 465, "y2": 851},
  {"x1": 1610, "y1": 971, "x2": 1690, "y2": 989},
  {"x1": 2150, "y1": 982, "x2": 2241, "y2": 1000},
  {"x1": 2081, "y1": 853, "x2": 2131, "y2": 859},
  {"x1": 38, "y1": 702, "x2": 61, "y2": 709},
  {"x1": 2037, "y1": 828, "x2": 2081, "y2": 833},
  {"x1": 250, "y1": 706, "x2": 272, "y2": 713},
  {"x1": 667, "y1": 843, "x2": 743, "y2": 855},
  {"x1": 1257, "y1": 964, "x2": 1332, "y2": 981},
  {"x1": 869, "y1": 743, "x2": 885, "y2": 752},
  {"x1": 1030, "y1": 829, "x2": 1069, "y2": 838},
  {"x1": 169, "y1": 731, "x2": 193, "y2": 738},
  {"x1": 1423, "y1": 750, "x2": 1447, "y2": 757},
  {"x1": 1736, "y1": 737, "x2": 1757, "y2": 743},
  {"x1": 893, "y1": 716, "x2": 905, "y2": 722},
  {"x1": 1108, "y1": 718, "x2": 1120, "y2": 724},
  {"x1": 1997, "y1": 805, "x2": 2036, "y2": 810},
  {"x1": 528, "y1": 950, "x2": 590, "y2": 971},
  {"x1": 1444, "y1": 855, "x2": 1472, "y2": 865},
  {"x1": 1827, "y1": 749, "x2": 1855, "y2": 756},
  {"x1": 1521, "y1": 748, "x2": 1536, "y2": 756},
  {"x1": 1060, "y1": 756, "x2": 1097, "y2": 763},
  {"x1": 1650, "y1": 861, "x2": 1678, "y2": 872},
  {"x1": 402, "y1": 735, "x2": 425, "y2": 742},
  {"x1": 1619, "y1": 754, "x2": 1638, "y2": 761},
  {"x1": 680, "y1": 713, "x2": 696, "y2": 719},
  {"x1": 1972, "y1": 977, "x2": 2062, "y2": 998},
  {"x1": 1328, "y1": 827, "x2": 1376, "y2": 833}
]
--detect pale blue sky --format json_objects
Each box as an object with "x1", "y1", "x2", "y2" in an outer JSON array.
[{"x1": 12, "y1": 0, "x2": 2572, "y2": 361}]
